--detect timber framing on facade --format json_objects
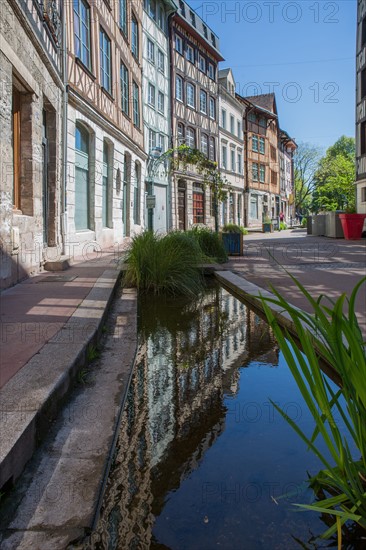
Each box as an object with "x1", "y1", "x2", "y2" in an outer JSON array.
[
  {"x1": 65, "y1": 0, "x2": 147, "y2": 256},
  {"x1": 1, "y1": 0, "x2": 301, "y2": 289},
  {"x1": 170, "y1": 0, "x2": 224, "y2": 230}
]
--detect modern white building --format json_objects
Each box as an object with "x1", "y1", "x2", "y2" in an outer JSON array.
[
  {"x1": 142, "y1": 0, "x2": 177, "y2": 233},
  {"x1": 218, "y1": 68, "x2": 245, "y2": 227}
]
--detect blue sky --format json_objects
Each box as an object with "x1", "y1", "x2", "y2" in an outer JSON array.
[{"x1": 190, "y1": 0, "x2": 356, "y2": 152}]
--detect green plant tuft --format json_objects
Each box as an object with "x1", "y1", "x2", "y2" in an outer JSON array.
[
  {"x1": 187, "y1": 227, "x2": 228, "y2": 263},
  {"x1": 259, "y1": 275, "x2": 366, "y2": 543},
  {"x1": 123, "y1": 231, "x2": 205, "y2": 297},
  {"x1": 222, "y1": 223, "x2": 248, "y2": 235}
]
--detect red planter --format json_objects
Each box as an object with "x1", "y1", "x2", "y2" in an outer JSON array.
[{"x1": 339, "y1": 214, "x2": 366, "y2": 240}]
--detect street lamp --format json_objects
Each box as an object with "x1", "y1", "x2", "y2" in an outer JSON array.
[{"x1": 146, "y1": 146, "x2": 163, "y2": 231}]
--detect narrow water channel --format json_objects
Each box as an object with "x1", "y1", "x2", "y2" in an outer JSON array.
[{"x1": 87, "y1": 282, "x2": 343, "y2": 549}]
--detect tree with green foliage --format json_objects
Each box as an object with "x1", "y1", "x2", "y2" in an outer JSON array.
[
  {"x1": 293, "y1": 142, "x2": 323, "y2": 213},
  {"x1": 312, "y1": 136, "x2": 356, "y2": 212}
]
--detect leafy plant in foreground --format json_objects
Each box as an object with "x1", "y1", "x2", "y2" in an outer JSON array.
[{"x1": 259, "y1": 275, "x2": 366, "y2": 543}]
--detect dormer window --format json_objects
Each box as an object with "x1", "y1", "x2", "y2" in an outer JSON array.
[
  {"x1": 179, "y1": 0, "x2": 185, "y2": 17},
  {"x1": 189, "y1": 10, "x2": 196, "y2": 26},
  {"x1": 202, "y1": 24, "x2": 208, "y2": 38},
  {"x1": 211, "y1": 32, "x2": 216, "y2": 48}
]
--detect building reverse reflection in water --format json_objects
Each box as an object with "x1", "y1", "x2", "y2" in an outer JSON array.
[{"x1": 86, "y1": 284, "x2": 278, "y2": 549}]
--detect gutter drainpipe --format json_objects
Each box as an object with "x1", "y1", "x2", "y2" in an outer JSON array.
[{"x1": 61, "y1": 0, "x2": 68, "y2": 255}]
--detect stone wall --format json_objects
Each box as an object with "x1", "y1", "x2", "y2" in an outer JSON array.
[{"x1": 0, "y1": 0, "x2": 63, "y2": 289}]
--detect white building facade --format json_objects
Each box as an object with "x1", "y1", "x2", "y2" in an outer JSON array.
[
  {"x1": 218, "y1": 69, "x2": 245, "y2": 227},
  {"x1": 142, "y1": 0, "x2": 176, "y2": 233},
  {"x1": 64, "y1": 0, "x2": 146, "y2": 259},
  {"x1": 279, "y1": 129, "x2": 297, "y2": 223}
]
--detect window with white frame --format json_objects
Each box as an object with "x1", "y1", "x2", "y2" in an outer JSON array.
[
  {"x1": 198, "y1": 54, "x2": 206, "y2": 72},
  {"x1": 149, "y1": 128, "x2": 156, "y2": 150},
  {"x1": 252, "y1": 135, "x2": 258, "y2": 152},
  {"x1": 209, "y1": 137, "x2": 215, "y2": 161},
  {"x1": 157, "y1": 4, "x2": 165, "y2": 30},
  {"x1": 222, "y1": 144, "x2": 227, "y2": 169},
  {"x1": 237, "y1": 120, "x2": 241, "y2": 138},
  {"x1": 186, "y1": 44, "x2": 194, "y2": 63},
  {"x1": 158, "y1": 133, "x2": 165, "y2": 151},
  {"x1": 259, "y1": 117, "x2": 266, "y2": 127},
  {"x1": 120, "y1": 62, "x2": 129, "y2": 115},
  {"x1": 100, "y1": 28, "x2": 111, "y2": 92},
  {"x1": 74, "y1": 0, "x2": 91, "y2": 69},
  {"x1": 157, "y1": 49, "x2": 164, "y2": 72},
  {"x1": 230, "y1": 148, "x2": 235, "y2": 171},
  {"x1": 252, "y1": 162, "x2": 258, "y2": 181},
  {"x1": 148, "y1": 83, "x2": 155, "y2": 107},
  {"x1": 175, "y1": 34, "x2": 183, "y2": 54},
  {"x1": 259, "y1": 137, "x2": 265, "y2": 154},
  {"x1": 221, "y1": 109, "x2": 226, "y2": 129},
  {"x1": 230, "y1": 115, "x2": 235, "y2": 135},
  {"x1": 131, "y1": 15, "x2": 139, "y2": 58},
  {"x1": 186, "y1": 83, "x2": 195, "y2": 107},
  {"x1": 186, "y1": 127, "x2": 195, "y2": 148},
  {"x1": 238, "y1": 151, "x2": 242, "y2": 174},
  {"x1": 260, "y1": 164, "x2": 265, "y2": 183},
  {"x1": 200, "y1": 90, "x2": 207, "y2": 113},
  {"x1": 201, "y1": 133, "x2": 208, "y2": 156},
  {"x1": 147, "y1": 39, "x2": 155, "y2": 63},
  {"x1": 120, "y1": 0, "x2": 127, "y2": 36},
  {"x1": 177, "y1": 122, "x2": 184, "y2": 144},
  {"x1": 132, "y1": 81, "x2": 140, "y2": 126},
  {"x1": 158, "y1": 91, "x2": 164, "y2": 114},
  {"x1": 189, "y1": 10, "x2": 196, "y2": 26},
  {"x1": 176, "y1": 75, "x2": 183, "y2": 101},
  {"x1": 208, "y1": 63, "x2": 215, "y2": 80},
  {"x1": 147, "y1": 0, "x2": 156, "y2": 19},
  {"x1": 209, "y1": 97, "x2": 215, "y2": 119}
]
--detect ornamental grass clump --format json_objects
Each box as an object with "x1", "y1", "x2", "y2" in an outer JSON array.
[
  {"x1": 222, "y1": 223, "x2": 248, "y2": 235},
  {"x1": 260, "y1": 275, "x2": 366, "y2": 544},
  {"x1": 124, "y1": 231, "x2": 204, "y2": 297},
  {"x1": 188, "y1": 227, "x2": 228, "y2": 263}
]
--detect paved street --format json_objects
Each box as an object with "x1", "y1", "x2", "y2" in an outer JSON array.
[{"x1": 228, "y1": 228, "x2": 366, "y2": 335}]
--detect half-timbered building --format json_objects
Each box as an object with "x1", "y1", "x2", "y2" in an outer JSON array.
[
  {"x1": 65, "y1": 0, "x2": 146, "y2": 255},
  {"x1": 170, "y1": 0, "x2": 224, "y2": 230},
  {"x1": 238, "y1": 93, "x2": 281, "y2": 228}
]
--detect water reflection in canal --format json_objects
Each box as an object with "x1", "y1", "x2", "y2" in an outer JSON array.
[{"x1": 87, "y1": 283, "x2": 336, "y2": 549}]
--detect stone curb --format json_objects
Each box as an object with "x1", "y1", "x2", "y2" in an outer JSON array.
[{"x1": 0, "y1": 268, "x2": 121, "y2": 491}]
